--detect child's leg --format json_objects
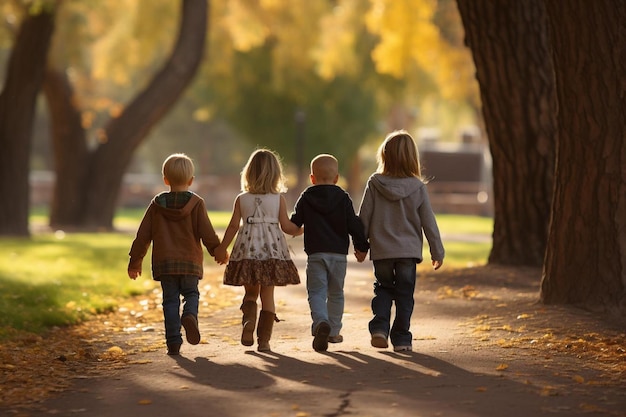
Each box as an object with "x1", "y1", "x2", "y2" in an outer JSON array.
[
  {"x1": 180, "y1": 275, "x2": 200, "y2": 318},
  {"x1": 306, "y1": 253, "x2": 330, "y2": 335},
  {"x1": 369, "y1": 259, "x2": 395, "y2": 340},
  {"x1": 180, "y1": 275, "x2": 201, "y2": 345},
  {"x1": 389, "y1": 258, "x2": 417, "y2": 348},
  {"x1": 326, "y1": 254, "x2": 347, "y2": 337},
  {"x1": 243, "y1": 284, "x2": 260, "y2": 303},
  {"x1": 160, "y1": 276, "x2": 183, "y2": 347},
  {"x1": 258, "y1": 285, "x2": 275, "y2": 313}
]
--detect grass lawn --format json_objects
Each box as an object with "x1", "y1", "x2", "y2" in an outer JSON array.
[
  {"x1": 1, "y1": 211, "x2": 492, "y2": 339},
  {"x1": 0, "y1": 233, "x2": 150, "y2": 338}
]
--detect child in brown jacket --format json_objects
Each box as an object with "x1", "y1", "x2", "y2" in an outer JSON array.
[{"x1": 128, "y1": 153, "x2": 223, "y2": 355}]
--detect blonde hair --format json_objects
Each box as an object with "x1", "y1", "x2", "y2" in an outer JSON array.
[
  {"x1": 377, "y1": 130, "x2": 422, "y2": 178},
  {"x1": 311, "y1": 154, "x2": 338, "y2": 183},
  {"x1": 162, "y1": 153, "x2": 194, "y2": 186},
  {"x1": 241, "y1": 149, "x2": 287, "y2": 193}
]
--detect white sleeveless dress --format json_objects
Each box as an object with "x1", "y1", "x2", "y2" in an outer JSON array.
[{"x1": 223, "y1": 192, "x2": 300, "y2": 286}]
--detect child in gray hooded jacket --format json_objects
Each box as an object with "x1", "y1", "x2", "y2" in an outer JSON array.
[{"x1": 357, "y1": 130, "x2": 445, "y2": 352}]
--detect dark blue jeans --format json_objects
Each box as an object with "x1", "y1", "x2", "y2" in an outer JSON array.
[
  {"x1": 368, "y1": 258, "x2": 417, "y2": 347},
  {"x1": 160, "y1": 275, "x2": 200, "y2": 345}
]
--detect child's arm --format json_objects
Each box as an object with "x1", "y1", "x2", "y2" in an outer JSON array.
[
  {"x1": 197, "y1": 197, "x2": 222, "y2": 257},
  {"x1": 127, "y1": 206, "x2": 152, "y2": 280},
  {"x1": 214, "y1": 197, "x2": 242, "y2": 263},
  {"x1": 279, "y1": 195, "x2": 303, "y2": 236},
  {"x1": 346, "y1": 196, "x2": 370, "y2": 256},
  {"x1": 419, "y1": 191, "x2": 445, "y2": 266}
]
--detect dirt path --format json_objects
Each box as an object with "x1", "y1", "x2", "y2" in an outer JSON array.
[{"x1": 2, "y1": 238, "x2": 624, "y2": 417}]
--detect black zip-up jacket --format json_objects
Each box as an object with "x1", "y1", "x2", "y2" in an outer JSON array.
[{"x1": 290, "y1": 184, "x2": 369, "y2": 255}]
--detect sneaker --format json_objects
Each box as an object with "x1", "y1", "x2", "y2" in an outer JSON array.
[
  {"x1": 312, "y1": 321, "x2": 331, "y2": 352},
  {"x1": 393, "y1": 345, "x2": 412, "y2": 352},
  {"x1": 370, "y1": 333, "x2": 388, "y2": 348},
  {"x1": 181, "y1": 314, "x2": 201, "y2": 345},
  {"x1": 167, "y1": 343, "x2": 181, "y2": 355},
  {"x1": 328, "y1": 335, "x2": 343, "y2": 344}
]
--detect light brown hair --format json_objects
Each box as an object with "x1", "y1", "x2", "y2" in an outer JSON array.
[
  {"x1": 241, "y1": 149, "x2": 287, "y2": 194},
  {"x1": 311, "y1": 154, "x2": 338, "y2": 183},
  {"x1": 376, "y1": 130, "x2": 422, "y2": 178},
  {"x1": 162, "y1": 153, "x2": 194, "y2": 186}
]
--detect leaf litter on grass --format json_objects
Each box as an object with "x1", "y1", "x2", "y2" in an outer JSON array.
[
  {"x1": 0, "y1": 270, "x2": 236, "y2": 412},
  {"x1": 433, "y1": 266, "x2": 626, "y2": 415}
]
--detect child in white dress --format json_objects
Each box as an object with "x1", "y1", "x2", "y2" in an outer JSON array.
[{"x1": 215, "y1": 149, "x2": 302, "y2": 352}]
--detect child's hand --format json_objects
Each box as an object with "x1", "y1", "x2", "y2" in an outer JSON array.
[
  {"x1": 215, "y1": 252, "x2": 229, "y2": 265},
  {"x1": 214, "y1": 245, "x2": 229, "y2": 265},
  {"x1": 354, "y1": 250, "x2": 368, "y2": 263},
  {"x1": 128, "y1": 269, "x2": 141, "y2": 280},
  {"x1": 292, "y1": 226, "x2": 304, "y2": 237},
  {"x1": 432, "y1": 259, "x2": 443, "y2": 270}
]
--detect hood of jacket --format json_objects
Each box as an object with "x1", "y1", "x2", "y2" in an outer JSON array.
[
  {"x1": 369, "y1": 173, "x2": 423, "y2": 201},
  {"x1": 300, "y1": 184, "x2": 346, "y2": 215},
  {"x1": 151, "y1": 191, "x2": 200, "y2": 221}
]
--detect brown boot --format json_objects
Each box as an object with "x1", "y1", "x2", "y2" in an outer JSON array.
[
  {"x1": 256, "y1": 310, "x2": 277, "y2": 352},
  {"x1": 240, "y1": 301, "x2": 257, "y2": 346}
]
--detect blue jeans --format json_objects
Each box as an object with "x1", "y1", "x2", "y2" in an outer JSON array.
[
  {"x1": 160, "y1": 275, "x2": 200, "y2": 345},
  {"x1": 369, "y1": 258, "x2": 417, "y2": 347},
  {"x1": 306, "y1": 253, "x2": 347, "y2": 337}
]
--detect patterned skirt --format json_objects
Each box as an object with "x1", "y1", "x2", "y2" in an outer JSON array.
[{"x1": 223, "y1": 258, "x2": 300, "y2": 286}]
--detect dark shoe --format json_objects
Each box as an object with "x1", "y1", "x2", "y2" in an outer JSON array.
[
  {"x1": 167, "y1": 343, "x2": 181, "y2": 355},
  {"x1": 371, "y1": 333, "x2": 388, "y2": 348},
  {"x1": 181, "y1": 314, "x2": 201, "y2": 345},
  {"x1": 313, "y1": 322, "x2": 331, "y2": 352},
  {"x1": 328, "y1": 335, "x2": 343, "y2": 344}
]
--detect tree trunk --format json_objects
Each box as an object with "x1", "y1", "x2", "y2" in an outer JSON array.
[
  {"x1": 43, "y1": 69, "x2": 89, "y2": 228},
  {"x1": 456, "y1": 0, "x2": 557, "y2": 266},
  {"x1": 540, "y1": 0, "x2": 626, "y2": 314},
  {"x1": 0, "y1": 8, "x2": 55, "y2": 236},
  {"x1": 48, "y1": 0, "x2": 208, "y2": 230}
]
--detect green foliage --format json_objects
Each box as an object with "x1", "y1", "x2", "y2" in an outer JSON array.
[
  {"x1": 208, "y1": 42, "x2": 379, "y2": 174},
  {"x1": 7, "y1": 0, "x2": 478, "y2": 176},
  {"x1": 0, "y1": 233, "x2": 149, "y2": 335}
]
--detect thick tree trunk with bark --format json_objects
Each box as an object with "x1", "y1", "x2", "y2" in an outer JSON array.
[
  {"x1": 48, "y1": 0, "x2": 208, "y2": 230},
  {"x1": 0, "y1": 9, "x2": 55, "y2": 236},
  {"x1": 456, "y1": 0, "x2": 557, "y2": 266},
  {"x1": 43, "y1": 69, "x2": 89, "y2": 228},
  {"x1": 541, "y1": 0, "x2": 626, "y2": 314}
]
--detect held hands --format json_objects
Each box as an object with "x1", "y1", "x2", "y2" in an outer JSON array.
[
  {"x1": 432, "y1": 259, "x2": 443, "y2": 270},
  {"x1": 354, "y1": 250, "x2": 368, "y2": 263},
  {"x1": 214, "y1": 244, "x2": 230, "y2": 265}
]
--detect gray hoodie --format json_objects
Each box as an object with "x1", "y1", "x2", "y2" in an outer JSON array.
[{"x1": 358, "y1": 173, "x2": 445, "y2": 262}]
